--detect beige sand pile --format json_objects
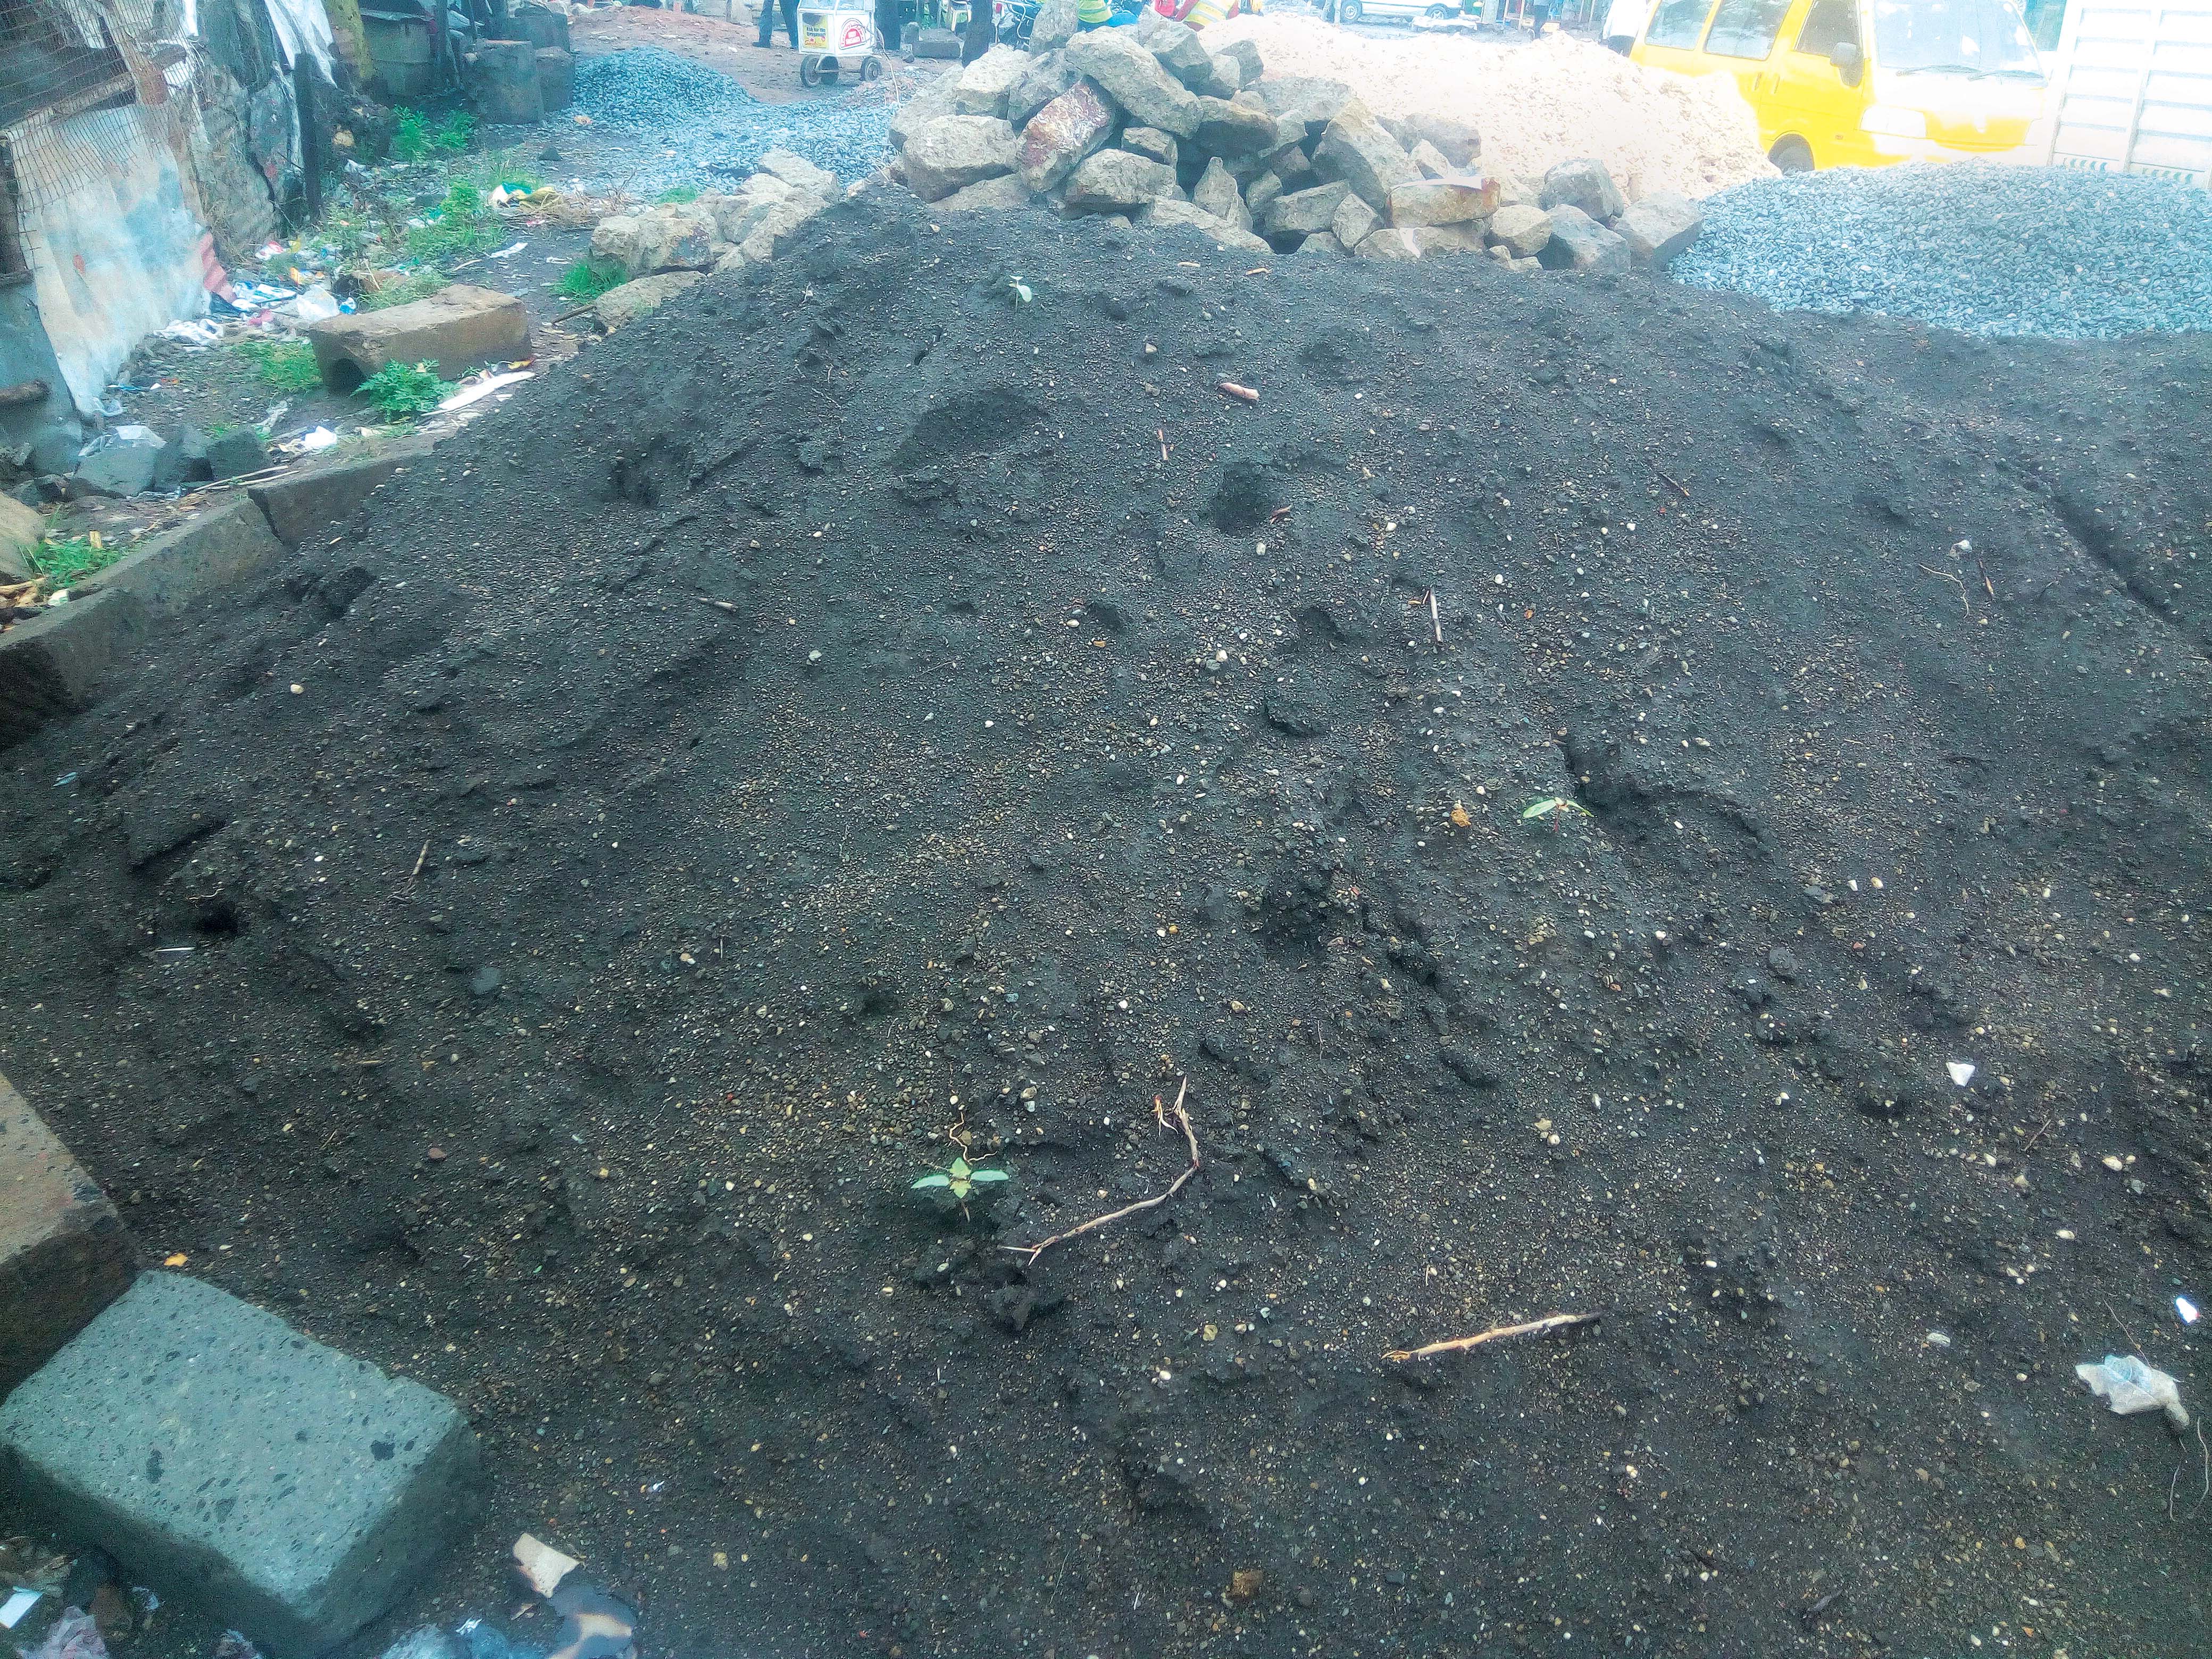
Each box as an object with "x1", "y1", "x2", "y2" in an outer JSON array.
[{"x1": 1206, "y1": 15, "x2": 1776, "y2": 199}]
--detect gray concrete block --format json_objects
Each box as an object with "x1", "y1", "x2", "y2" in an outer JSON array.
[
  {"x1": 249, "y1": 437, "x2": 436, "y2": 548},
  {"x1": 0, "y1": 587, "x2": 149, "y2": 751},
  {"x1": 0, "y1": 1070, "x2": 136, "y2": 1396},
  {"x1": 91, "y1": 497, "x2": 286, "y2": 612},
  {"x1": 0, "y1": 1273, "x2": 483, "y2": 1657}
]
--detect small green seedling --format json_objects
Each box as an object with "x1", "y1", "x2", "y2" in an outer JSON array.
[
  {"x1": 1522, "y1": 796, "x2": 1591, "y2": 829},
  {"x1": 1008, "y1": 276, "x2": 1032, "y2": 305},
  {"x1": 912, "y1": 1119, "x2": 1009, "y2": 1218}
]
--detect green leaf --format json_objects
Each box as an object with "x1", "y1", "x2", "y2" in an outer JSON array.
[
  {"x1": 969, "y1": 1168, "x2": 1011, "y2": 1183},
  {"x1": 948, "y1": 1155, "x2": 972, "y2": 1179},
  {"x1": 1522, "y1": 797, "x2": 1566, "y2": 818},
  {"x1": 912, "y1": 1173, "x2": 951, "y2": 1189}
]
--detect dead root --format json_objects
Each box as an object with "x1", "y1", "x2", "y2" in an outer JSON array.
[
  {"x1": 1384, "y1": 1312, "x2": 1600, "y2": 1363},
  {"x1": 999, "y1": 1077, "x2": 1199, "y2": 1267}
]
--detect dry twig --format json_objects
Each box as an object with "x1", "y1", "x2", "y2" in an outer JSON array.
[
  {"x1": 1917, "y1": 564, "x2": 1971, "y2": 613},
  {"x1": 1000, "y1": 1078, "x2": 1199, "y2": 1266},
  {"x1": 1429, "y1": 589, "x2": 1443, "y2": 646},
  {"x1": 1384, "y1": 1312, "x2": 1599, "y2": 1362},
  {"x1": 1653, "y1": 466, "x2": 1691, "y2": 498},
  {"x1": 1217, "y1": 381, "x2": 1259, "y2": 404}
]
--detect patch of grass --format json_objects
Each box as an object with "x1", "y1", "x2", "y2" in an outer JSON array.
[
  {"x1": 404, "y1": 183, "x2": 493, "y2": 261},
  {"x1": 654, "y1": 186, "x2": 700, "y2": 204},
  {"x1": 359, "y1": 269, "x2": 449, "y2": 311},
  {"x1": 236, "y1": 339, "x2": 324, "y2": 393},
  {"x1": 28, "y1": 533, "x2": 123, "y2": 587},
  {"x1": 356, "y1": 361, "x2": 455, "y2": 419},
  {"x1": 555, "y1": 260, "x2": 625, "y2": 302},
  {"x1": 393, "y1": 106, "x2": 475, "y2": 163}
]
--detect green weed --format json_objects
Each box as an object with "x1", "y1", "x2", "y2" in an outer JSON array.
[
  {"x1": 236, "y1": 339, "x2": 323, "y2": 393},
  {"x1": 28, "y1": 533, "x2": 123, "y2": 587},
  {"x1": 359, "y1": 269, "x2": 448, "y2": 311},
  {"x1": 554, "y1": 260, "x2": 625, "y2": 302},
  {"x1": 356, "y1": 361, "x2": 455, "y2": 419},
  {"x1": 654, "y1": 186, "x2": 700, "y2": 204},
  {"x1": 393, "y1": 106, "x2": 475, "y2": 163},
  {"x1": 404, "y1": 184, "x2": 493, "y2": 261}
]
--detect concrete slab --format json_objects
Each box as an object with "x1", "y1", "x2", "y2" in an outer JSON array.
[
  {"x1": 90, "y1": 496, "x2": 286, "y2": 612},
  {"x1": 249, "y1": 436, "x2": 436, "y2": 549},
  {"x1": 306, "y1": 286, "x2": 531, "y2": 391},
  {"x1": 0, "y1": 1273, "x2": 483, "y2": 1657},
  {"x1": 0, "y1": 1071, "x2": 135, "y2": 1396},
  {"x1": 0, "y1": 588, "x2": 149, "y2": 751}
]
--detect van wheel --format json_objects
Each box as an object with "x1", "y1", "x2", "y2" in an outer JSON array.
[
  {"x1": 1768, "y1": 136, "x2": 1814, "y2": 172},
  {"x1": 1337, "y1": 0, "x2": 1361, "y2": 21}
]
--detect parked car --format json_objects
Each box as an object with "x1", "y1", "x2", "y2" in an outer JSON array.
[
  {"x1": 1331, "y1": 0, "x2": 1467, "y2": 25},
  {"x1": 1631, "y1": 0, "x2": 2048, "y2": 172}
]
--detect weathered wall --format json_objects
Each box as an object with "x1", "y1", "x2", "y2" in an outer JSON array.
[{"x1": 0, "y1": 280, "x2": 75, "y2": 455}]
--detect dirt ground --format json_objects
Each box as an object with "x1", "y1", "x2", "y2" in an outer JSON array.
[
  {"x1": 3, "y1": 195, "x2": 2210, "y2": 1659},
  {"x1": 572, "y1": 3, "x2": 841, "y2": 103}
]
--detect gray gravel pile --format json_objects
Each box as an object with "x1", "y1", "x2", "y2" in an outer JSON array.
[
  {"x1": 573, "y1": 46, "x2": 894, "y2": 191},
  {"x1": 1671, "y1": 163, "x2": 2212, "y2": 339}
]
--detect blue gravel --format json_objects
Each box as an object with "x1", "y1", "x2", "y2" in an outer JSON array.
[
  {"x1": 1670, "y1": 163, "x2": 2212, "y2": 340},
  {"x1": 573, "y1": 47, "x2": 895, "y2": 190}
]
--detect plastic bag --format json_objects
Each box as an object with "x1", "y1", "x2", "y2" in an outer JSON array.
[
  {"x1": 2076, "y1": 1354, "x2": 2190, "y2": 1429},
  {"x1": 16, "y1": 1609, "x2": 108, "y2": 1659}
]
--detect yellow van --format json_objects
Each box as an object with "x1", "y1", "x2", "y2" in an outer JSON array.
[{"x1": 1631, "y1": 0, "x2": 2048, "y2": 172}]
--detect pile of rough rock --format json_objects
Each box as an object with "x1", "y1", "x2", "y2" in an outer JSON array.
[
  {"x1": 582, "y1": 148, "x2": 846, "y2": 327},
  {"x1": 884, "y1": 6, "x2": 1702, "y2": 272}
]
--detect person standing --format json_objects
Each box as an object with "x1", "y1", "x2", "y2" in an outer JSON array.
[
  {"x1": 1602, "y1": 0, "x2": 1647, "y2": 50},
  {"x1": 756, "y1": 0, "x2": 798, "y2": 47}
]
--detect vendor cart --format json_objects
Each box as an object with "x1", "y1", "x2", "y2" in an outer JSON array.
[{"x1": 798, "y1": 5, "x2": 885, "y2": 82}]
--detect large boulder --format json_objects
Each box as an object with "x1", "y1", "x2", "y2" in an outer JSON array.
[
  {"x1": 1247, "y1": 75, "x2": 1351, "y2": 140},
  {"x1": 1329, "y1": 191, "x2": 1378, "y2": 249},
  {"x1": 1134, "y1": 13, "x2": 1215, "y2": 90},
  {"x1": 955, "y1": 44, "x2": 1032, "y2": 118},
  {"x1": 0, "y1": 496, "x2": 42, "y2": 582},
  {"x1": 1200, "y1": 53, "x2": 1241, "y2": 97},
  {"x1": 1408, "y1": 223, "x2": 1485, "y2": 256},
  {"x1": 1064, "y1": 148, "x2": 1181, "y2": 214},
  {"x1": 938, "y1": 173, "x2": 1039, "y2": 212},
  {"x1": 1031, "y1": 0, "x2": 1077, "y2": 49},
  {"x1": 1381, "y1": 112, "x2": 1479, "y2": 167},
  {"x1": 1219, "y1": 38, "x2": 1263, "y2": 84},
  {"x1": 756, "y1": 146, "x2": 838, "y2": 197},
  {"x1": 1616, "y1": 190, "x2": 1704, "y2": 265},
  {"x1": 733, "y1": 192, "x2": 827, "y2": 263},
  {"x1": 1143, "y1": 197, "x2": 1270, "y2": 253},
  {"x1": 1353, "y1": 227, "x2": 1422, "y2": 261},
  {"x1": 1268, "y1": 138, "x2": 1316, "y2": 190},
  {"x1": 1259, "y1": 179, "x2": 1352, "y2": 237},
  {"x1": 889, "y1": 75, "x2": 958, "y2": 151},
  {"x1": 1387, "y1": 173, "x2": 1498, "y2": 227},
  {"x1": 590, "y1": 204, "x2": 716, "y2": 276},
  {"x1": 1245, "y1": 171, "x2": 1284, "y2": 218},
  {"x1": 1190, "y1": 157, "x2": 1250, "y2": 231},
  {"x1": 1121, "y1": 125, "x2": 1178, "y2": 167},
  {"x1": 1310, "y1": 97, "x2": 1416, "y2": 214},
  {"x1": 1299, "y1": 230, "x2": 1346, "y2": 256},
  {"x1": 596, "y1": 270, "x2": 702, "y2": 331},
  {"x1": 1408, "y1": 138, "x2": 1453, "y2": 180},
  {"x1": 1485, "y1": 202, "x2": 1553, "y2": 258},
  {"x1": 1006, "y1": 49, "x2": 1072, "y2": 129},
  {"x1": 1539, "y1": 157, "x2": 1627, "y2": 221},
  {"x1": 1193, "y1": 93, "x2": 1280, "y2": 158},
  {"x1": 1017, "y1": 79, "x2": 1116, "y2": 192},
  {"x1": 1539, "y1": 202, "x2": 1629, "y2": 273},
  {"x1": 903, "y1": 114, "x2": 1021, "y2": 201},
  {"x1": 1065, "y1": 31, "x2": 1201, "y2": 138}
]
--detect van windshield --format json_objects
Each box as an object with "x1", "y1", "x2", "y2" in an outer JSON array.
[{"x1": 1871, "y1": 0, "x2": 2043, "y2": 76}]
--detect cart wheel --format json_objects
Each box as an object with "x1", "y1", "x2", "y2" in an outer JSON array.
[
  {"x1": 862, "y1": 52, "x2": 883, "y2": 77},
  {"x1": 799, "y1": 54, "x2": 822, "y2": 83},
  {"x1": 819, "y1": 57, "x2": 840, "y2": 80}
]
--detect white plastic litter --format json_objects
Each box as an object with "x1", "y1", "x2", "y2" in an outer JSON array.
[
  {"x1": 294, "y1": 426, "x2": 338, "y2": 453},
  {"x1": 2076, "y1": 1354, "x2": 2190, "y2": 1430},
  {"x1": 1946, "y1": 1061, "x2": 1975, "y2": 1087},
  {"x1": 438, "y1": 371, "x2": 534, "y2": 413},
  {"x1": 291, "y1": 285, "x2": 341, "y2": 323},
  {"x1": 162, "y1": 319, "x2": 225, "y2": 345},
  {"x1": 1, "y1": 1588, "x2": 43, "y2": 1630},
  {"x1": 489, "y1": 241, "x2": 528, "y2": 259},
  {"x1": 2178, "y1": 1296, "x2": 2200, "y2": 1326}
]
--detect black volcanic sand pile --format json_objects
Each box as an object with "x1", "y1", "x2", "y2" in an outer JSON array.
[{"x1": 4, "y1": 195, "x2": 2211, "y2": 1659}]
